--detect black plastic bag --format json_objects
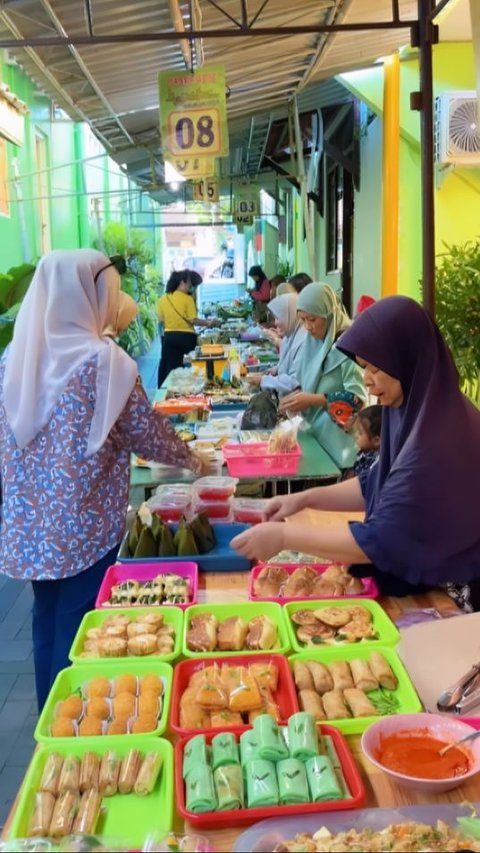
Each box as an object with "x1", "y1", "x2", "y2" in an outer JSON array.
[{"x1": 241, "y1": 388, "x2": 279, "y2": 430}]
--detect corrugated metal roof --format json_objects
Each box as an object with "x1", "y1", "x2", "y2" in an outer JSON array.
[{"x1": 0, "y1": 0, "x2": 419, "y2": 187}]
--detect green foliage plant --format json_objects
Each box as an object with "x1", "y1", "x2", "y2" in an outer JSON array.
[{"x1": 0, "y1": 264, "x2": 36, "y2": 349}]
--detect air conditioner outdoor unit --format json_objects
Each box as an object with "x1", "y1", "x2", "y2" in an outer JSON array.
[{"x1": 435, "y1": 91, "x2": 480, "y2": 166}]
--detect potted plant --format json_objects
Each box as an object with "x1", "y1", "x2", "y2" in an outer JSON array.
[
  {"x1": 435, "y1": 238, "x2": 480, "y2": 407},
  {"x1": 0, "y1": 263, "x2": 36, "y2": 352}
]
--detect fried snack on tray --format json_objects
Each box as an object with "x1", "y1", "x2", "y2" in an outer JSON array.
[{"x1": 272, "y1": 821, "x2": 480, "y2": 853}]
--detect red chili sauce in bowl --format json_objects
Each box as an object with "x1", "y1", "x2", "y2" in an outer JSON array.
[{"x1": 376, "y1": 729, "x2": 471, "y2": 779}]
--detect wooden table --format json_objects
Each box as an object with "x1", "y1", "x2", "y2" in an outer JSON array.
[{"x1": 2, "y1": 510, "x2": 472, "y2": 851}]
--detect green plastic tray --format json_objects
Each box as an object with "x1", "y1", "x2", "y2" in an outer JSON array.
[
  {"x1": 69, "y1": 606, "x2": 183, "y2": 664},
  {"x1": 284, "y1": 598, "x2": 400, "y2": 653},
  {"x1": 182, "y1": 601, "x2": 290, "y2": 658},
  {"x1": 8, "y1": 737, "x2": 173, "y2": 847},
  {"x1": 34, "y1": 661, "x2": 173, "y2": 743},
  {"x1": 289, "y1": 645, "x2": 422, "y2": 735}
]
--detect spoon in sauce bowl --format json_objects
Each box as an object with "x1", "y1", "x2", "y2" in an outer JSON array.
[{"x1": 438, "y1": 730, "x2": 480, "y2": 757}]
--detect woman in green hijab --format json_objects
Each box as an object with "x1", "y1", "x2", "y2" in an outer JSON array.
[{"x1": 279, "y1": 282, "x2": 366, "y2": 469}]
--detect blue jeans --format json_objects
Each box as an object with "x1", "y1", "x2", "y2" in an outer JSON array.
[{"x1": 31, "y1": 543, "x2": 120, "y2": 711}]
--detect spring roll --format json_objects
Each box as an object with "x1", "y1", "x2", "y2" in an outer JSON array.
[
  {"x1": 183, "y1": 734, "x2": 208, "y2": 780},
  {"x1": 239, "y1": 730, "x2": 261, "y2": 766},
  {"x1": 293, "y1": 661, "x2": 314, "y2": 691},
  {"x1": 245, "y1": 759, "x2": 279, "y2": 807},
  {"x1": 79, "y1": 752, "x2": 100, "y2": 793},
  {"x1": 306, "y1": 755, "x2": 342, "y2": 802},
  {"x1": 134, "y1": 751, "x2": 163, "y2": 796},
  {"x1": 253, "y1": 714, "x2": 289, "y2": 761},
  {"x1": 28, "y1": 791, "x2": 55, "y2": 837},
  {"x1": 299, "y1": 689, "x2": 326, "y2": 721},
  {"x1": 369, "y1": 651, "x2": 398, "y2": 690},
  {"x1": 249, "y1": 661, "x2": 279, "y2": 692},
  {"x1": 349, "y1": 659, "x2": 379, "y2": 692},
  {"x1": 343, "y1": 687, "x2": 380, "y2": 718},
  {"x1": 277, "y1": 758, "x2": 310, "y2": 804},
  {"x1": 211, "y1": 732, "x2": 240, "y2": 770},
  {"x1": 119, "y1": 749, "x2": 143, "y2": 794},
  {"x1": 185, "y1": 764, "x2": 217, "y2": 813},
  {"x1": 213, "y1": 764, "x2": 244, "y2": 810},
  {"x1": 306, "y1": 661, "x2": 333, "y2": 695},
  {"x1": 99, "y1": 751, "x2": 121, "y2": 796},
  {"x1": 58, "y1": 755, "x2": 81, "y2": 793},
  {"x1": 39, "y1": 753, "x2": 63, "y2": 796},
  {"x1": 328, "y1": 661, "x2": 354, "y2": 691},
  {"x1": 49, "y1": 790, "x2": 79, "y2": 838},
  {"x1": 287, "y1": 712, "x2": 318, "y2": 761},
  {"x1": 322, "y1": 689, "x2": 351, "y2": 720},
  {"x1": 72, "y1": 788, "x2": 102, "y2": 835}
]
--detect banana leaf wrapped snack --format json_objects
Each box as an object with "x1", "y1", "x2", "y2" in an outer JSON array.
[
  {"x1": 190, "y1": 512, "x2": 216, "y2": 553},
  {"x1": 157, "y1": 521, "x2": 176, "y2": 557},
  {"x1": 133, "y1": 525, "x2": 157, "y2": 559},
  {"x1": 174, "y1": 517, "x2": 200, "y2": 556}
]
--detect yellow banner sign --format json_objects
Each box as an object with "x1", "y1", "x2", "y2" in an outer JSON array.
[
  {"x1": 192, "y1": 179, "x2": 219, "y2": 203},
  {"x1": 159, "y1": 65, "x2": 229, "y2": 159},
  {"x1": 165, "y1": 154, "x2": 216, "y2": 179}
]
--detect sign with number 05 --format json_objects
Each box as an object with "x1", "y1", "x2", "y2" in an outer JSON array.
[
  {"x1": 159, "y1": 65, "x2": 229, "y2": 159},
  {"x1": 192, "y1": 180, "x2": 219, "y2": 202}
]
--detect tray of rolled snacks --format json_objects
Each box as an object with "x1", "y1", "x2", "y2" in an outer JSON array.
[
  {"x1": 7, "y1": 738, "x2": 173, "y2": 847},
  {"x1": 284, "y1": 599, "x2": 399, "y2": 651},
  {"x1": 290, "y1": 646, "x2": 422, "y2": 735},
  {"x1": 250, "y1": 562, "x2": 379, "y2": 602},
  {"x1": 69, "y1": 607, "x2": 183, "y2": 664},
  {"x1": 183, "y1": 603, "x2": 290, "y2": 658},
  {"x1": 95, "y1": 562, "x2": 197, "y2": 609},
  {"x1": 175, "y1": 712, "x2": 365, "y2": 828},
  {"x1": 35, "y1": 663, "x2": 172, "y2": 742},
  {"x1": 170, "y1": 655, "x2": 298, "y2": 735}
]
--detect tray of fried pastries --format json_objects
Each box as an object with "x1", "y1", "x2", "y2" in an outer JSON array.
[
  {"x1": 284, "y1": 599, "x2": 399, "y2": 651},
  {"x1": 249, "y1": 562, "x2": 379, "y2": 602},
  {"x1": 183, "y1": 603, "x2": 290, "y2": 658},
  {"x1": 170, "y1": 654, "x2": 298, "y2": 735},
  {"x1": 289, "y1": 646, "x2": 421, "y2": 735},
  {"x1": 69, "y1": 607, "x2": 183, "y2": 664}
]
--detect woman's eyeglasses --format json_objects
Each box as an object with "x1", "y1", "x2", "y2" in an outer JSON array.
[{"x1": 94, "y1": 255, "x2": 127, "y2": 284}]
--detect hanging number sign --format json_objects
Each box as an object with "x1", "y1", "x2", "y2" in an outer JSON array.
[
  {"x1": 192, "y1": 179, "x2": 219, "y2": 202},
  {"x1": 159, "y1": 65, "x2": 229, "y2": 160},
  {"x1": 166, "y1": 155, "x2": 216, "y2": 179},
  {"x1": 234, "y1": 213, "x2": 254, "y2": 226},
  {"x1": 235, "y1": 198, "x2": 258, "y2": 215}
]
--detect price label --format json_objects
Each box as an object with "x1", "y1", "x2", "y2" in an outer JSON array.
[
  {"x1": 166, "y1": 108, "x2": 222, "y2": 157},
  {"x1": 236, "y1": 198, "x2": 258, "y2": 215},
  {"x1": 192, "y1": 180, "x2": 219, "y2": 202}
]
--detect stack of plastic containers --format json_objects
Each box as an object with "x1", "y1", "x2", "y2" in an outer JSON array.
[
  {"x1": 191, "y1": 476, "x2": 238, "y2": 521},
  {"x1": 147, "y1": 484, "x2": 193, "y2": 522}
]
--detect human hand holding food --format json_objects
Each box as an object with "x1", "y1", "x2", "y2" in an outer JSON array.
[
  {"x1": 263, "y1": 492, "x2": 304, "y2": 521},
  {"x1": 279, "y1": 390, "x2": 317, "y2": 413},
  {"x1": 245, "y1": 373, "x2": 263, "y2": 386},
  {"x1": 189, "y1": 449, "x2": 217, "y2": 477},
  {"x1": 231, "y1": 522, "x2": 286, "y2": 561}
]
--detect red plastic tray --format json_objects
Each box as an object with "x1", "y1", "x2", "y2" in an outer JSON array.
[
  {"x1": 222, "y1": 442, "x2": 302, "y2": 477},
  {"x1": 248, "y1": 562, "x2": 379, "y2": 602},
  {"x1": 95, "y1": 561, "x2": 198, "y2": 610},
  {"x1": 170, "y1": 653, "x2": 298, "y2": 736},
  {"x1": 175, "y1": 724, "x2": 365, "y2": 828}
]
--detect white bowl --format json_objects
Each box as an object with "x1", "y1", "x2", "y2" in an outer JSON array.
[{"x1": 361, "y1": 712, "x2": 480, "y2": 793}]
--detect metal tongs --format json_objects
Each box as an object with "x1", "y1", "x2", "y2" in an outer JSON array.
[{"x1": 437, "y1": 662, "x2": 480, "y2": 714}]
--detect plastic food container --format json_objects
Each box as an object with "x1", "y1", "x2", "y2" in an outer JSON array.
[
  {"x1": 153, "y1": 396, "x2": 210, "y2": 415},
  {"x1": 69, "y1": 606, "x2": 184, "y2": 664},
  {"x1": 183, "y1": 602, "x2": 290, "y2": 658},
  {"x1": 233, "y1": 498, "x2": 269, "y2": 525},
  {"x1": 289, "y1": 646, "x2": 422, "y2": 735},
  {"x1": 192, "y1": 476, "x2": 238, "y2": 501},
  {"x1": 223, "y1": 442, "x2": 302, "y2": 477},
  {"x1": 116, "y1": 524, "x2": 252, "y2": 573},
  {"x1": 95, "y1": 562, "x2": 198, "y2": 610},
  {"x1": 7, "y1": 737, "x2": 173, "y2": 846},
  {"x1": 285, "y1": 598, "x2": 400, "y2": 652},
  {"x1": 34, "y1": 661, "x2": 173, "y2": 742},
  {"x1": 170, "y1": 653, "x2": 298, "y2": 735},
  {"x1": 174, "y1": 724, "x2": 365, "y2": 828},
  {"x1": 193, "y1": 500, "x2": 233, "y2": 521},
  {"x1": 149, "y1": 496, "x2": 192, "y2": 522},
  {"x1": 249, "y1": 563, "x2": 379, "y2": 602}
]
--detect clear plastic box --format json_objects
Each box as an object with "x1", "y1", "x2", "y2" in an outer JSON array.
[{"x1": 192, "y1": 476, "x2": 238, "y2": 502}]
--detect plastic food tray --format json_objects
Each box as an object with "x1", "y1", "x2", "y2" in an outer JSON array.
[
  {"x1": 34, "y1": 660, "x2": 173, "y2": 743},
  {"x1": 223, "y1": 442, "x2": 302, "y2": 477},
  {"x1": 95, "y1": 561, "x2": 198, "y2": 610},
  {"x1": 175, "y1": 724, "x2": 365, "y2": 829},
  {"x1": 289, "y1": 645, "x2": 422, "y2": 735},
  {"x1": 249, "y1": 563, "x2": 379, "y2": 602},
  {"x1": 284, "y1": 598, "x2": 399, "y2": 652},
  {"x1": 153, "y1": 396, "x2": 210, "y2": 414},
  {"x1": 170, "y1": 653, "x2": 298, "y2": 736},
  {"x1": 117, "y1": 524, "x2": 252, "y2": 572},
  {"x1": 69, "y1": 605, "x2": 184, "y2": 664},
  {"x1": 232, "y1": 804, "x2": 480, "y2": 852},
  {"x1": 183, "y1": 602, "x2": 290, "y2": 658},
  {"x1": 7, "y1": 737, "x2": 173, "y2": 846}
]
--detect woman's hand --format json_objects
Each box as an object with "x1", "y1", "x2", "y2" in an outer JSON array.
[
  {"x1": 189, "y1": 449, "x2": 216, "y2": 476},
  {"x1": 279, "y1": 391, "x2": 312, "y2": 413},
  {"x1": 245, "y1": 373, "x2": 263, "y2": 386},
  {"x1": 264, "y1": 493, "x2": 304, "y2": 521},
  {"x1": 230, "y1": 522, "x2": 286, "y2": 561}
]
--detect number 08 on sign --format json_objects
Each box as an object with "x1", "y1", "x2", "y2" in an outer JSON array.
[
  {"x1": 159, "y1": 65, "x2": 229, "y2": 159},
  {"x1": 168, "y1": 108, "x2": 221, "y2": 157}
]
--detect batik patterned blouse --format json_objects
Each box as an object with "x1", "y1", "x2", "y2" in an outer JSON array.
[{"x1": 0, "y1": 355, "x2": 193, "y2": 581}]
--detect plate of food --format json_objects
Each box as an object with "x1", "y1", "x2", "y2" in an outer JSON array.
[
  {"x1": 250, "y1": 563, "x2": 379, "y2": 601},
  {"x1": 284, "y1": 599, "x2": 399, "y2": 651}
]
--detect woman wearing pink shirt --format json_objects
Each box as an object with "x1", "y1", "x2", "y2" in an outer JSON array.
[{"x1": 248, "y1": 265, "x2": 271, "y2": 323}]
